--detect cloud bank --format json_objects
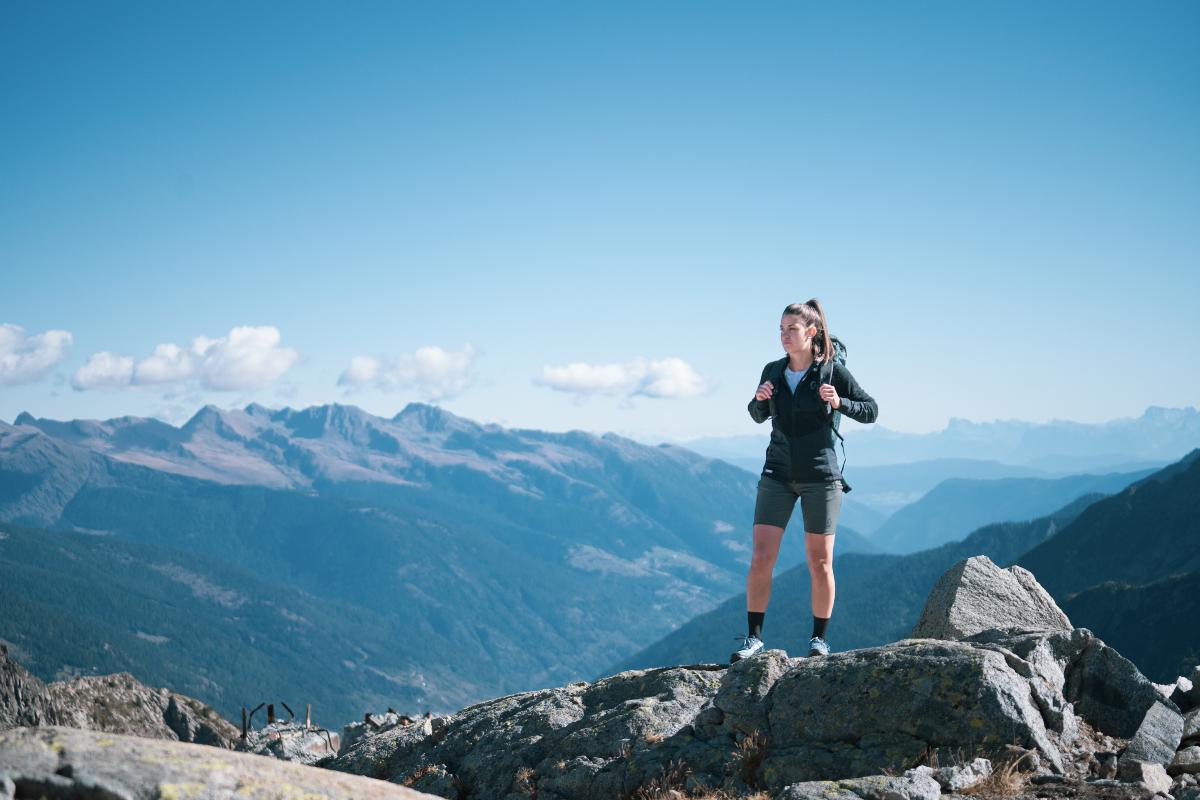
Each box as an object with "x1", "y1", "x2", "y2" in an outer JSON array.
[
  {"x1": 0, "y1": 323, "x2": 72, "y2": 386},
  {"x1": 535, "y1": 356, "x2": 711, "y2": 399},
  {"x1": 338, "y1": 344, "x2": 477, "y2": 402},
  {"x1": 71, "y1": 326, "x2": 299, "y2": 392}
]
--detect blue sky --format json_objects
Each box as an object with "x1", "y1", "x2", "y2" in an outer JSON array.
[{"x1": 2, "y1": 0, "x2": 1197, "y2": 441}]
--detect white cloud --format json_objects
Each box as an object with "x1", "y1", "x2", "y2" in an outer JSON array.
[
  {"x1": 535, "y1": 356, "x2": 711, "y2": 399},
  {"x1": 134, "y1": 343, "x2": 193, "y2": 385},
  {"x1": 0, "y1": 324, "x2": 72, "y2": 385},
  {"x1": 72, "y1": 351, "x2": 135, "y2": 390},
  {"x1": 340, "y1": 355, "x2": 380, "y2": 386},
  {"x1": 192, "y1": 326, "x2": 299, "y2": 391},
  {"x1": 338, "y1": 344, "x2": 476, "y2": 401},
  {"x1": 72, "y1": 326, "x2": 299, "y2": 393}
]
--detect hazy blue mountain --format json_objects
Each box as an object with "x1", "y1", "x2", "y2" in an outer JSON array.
[
  {"x1": 609, "y1": 493, "x2": 1100, "y2": 675},
  {"x1": 0, "y1": 522, "x2": 424, "y2": 726},
  {"x1": 1015, "y1": 449, "x2": 1200, "y2": 598},
  {"x1": 1059, "y1": 570, "x2": 1200, "y2": 683},
  {"x1": 684, "y1": 405, "x2": 1199, "y2": 470},
  {"x1": 869, "y1": 468, "x2": 1156, "y2": 554}
]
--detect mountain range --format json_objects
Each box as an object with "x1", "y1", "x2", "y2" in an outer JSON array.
[
  {"x1": 686, "y1": 405, "x2": 1199, "y2": 471},
  {"x1": 0, "y1": 402, "x2": 874, "y2": 725},
  {"x1": 6, "y1": 401, "x2": 1195, "y2": 726}
]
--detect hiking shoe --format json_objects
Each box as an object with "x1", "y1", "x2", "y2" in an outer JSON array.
[
  {"x1": 808, "y1": 636, "x2": 830, "y2": 657},
  {"x1": 730, "y1": 635, "x2": 764, "y2": 663}
]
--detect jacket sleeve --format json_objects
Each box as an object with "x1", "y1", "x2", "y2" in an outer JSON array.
[
  {"x1": 747, "y1": 363, "x2": 772, "y2": 423},
  {"x1": 832, "y1": 363, "x2": 878, "y2": 424}
]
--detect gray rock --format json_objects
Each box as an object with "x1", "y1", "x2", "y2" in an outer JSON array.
[
  {"x1": 1, "y1": 648, "x2": 237, "y2": 747},
  {"x1": 0, "y1": 725, "x2": 435, "y2": 799},
  {"x1": 1154, "y1": 682, "x2": 1177, "y2": 701},
  {"x1": 962, "y1": 627, "x2": 1084, "y2": 742},
  {"x1": 1091, "y1": 751, "x2": 1119, "y2": 779},
  {"x1": 329, "y1": 624, "x2": 1190, "y2": 798},
  {"x1": 328, "y1": 664, "x2": 726, "y2": 799},
  {"x1": 239, "y1": 720, "x2": 341, "y2": 765},
  {"x1": 0, "y1": 647, "x2": 59, "y2": 730},
  {"x1": 1117, "y1": 760, "x2": 1172, "y2": 794},
  {"x1": 776, "y1": 781, "x2": 863, "y2": 799},
  {"x1": 910, "y1": 556, "x2": 1071, "y2": 641},
  {"x1": 1185, "y1": 708, "x2": 1200, "y2": 744},
  {"x1": 1063, "y1": 631, "x2": 1173, "y2": 738},
  {"x1": 932, "y1": 757, "x2": 992, "y2": 791},
  {"x1": 1171, "y1": 746, "x2": 1200, "y2": 776},
  {"x1": 1172, "y1": 677, "x2": 1195, "y2": 711},
  {"x1": 714, "y1": 648, "x2": 794, "y2": 736},
  {"x1": 1180, "y1": 788, "x2": 1200, "y2": 800},
  {"x1": 777, "y1": 768, "x2": 942, "y2": 800},
  {"x1": 758, "y1": 638, "x2": 1064, "y2": 790},
  {"x1": 341, "y1": 711, "x2": 415, "y2": 752},
  {"x1": 1117, "y1": 700, "x2": 1184, "y2": 772}
]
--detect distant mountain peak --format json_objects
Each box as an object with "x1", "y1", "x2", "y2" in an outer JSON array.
[
  {"x1": 393, "y1": 403, "x2": 459, "y2": 432},
  {"x1": 182, "y1": 405, "x2": 226, "y2": 430},
  {"x1": 1141, "y1": 405, "x2": 1197, "y2": 421},
  {"x1": 13, "y1": 411, "x2": 36, "y2": 426},
  {"x1": 243, "y1": 403, "x2": 273, "y2": 418},
  {"x1": 274, "y1": 402, "x2": 381, "y2": 441}
]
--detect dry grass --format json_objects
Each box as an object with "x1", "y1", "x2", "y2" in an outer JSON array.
[
  {"x1": 629, "y1": 759, "x2": 692, "y2": 800},
  {"x1": 399, "y1": 763, "x2": 442, "y2": 788},
  {"x1": 732, "y1": 730, "x2": 769, "y2": 788},
  {"x1": 959, "y1": 747, "x2": 1036, "y2": 797},
  {"x1": 644, "y1": 730, "x2": 666, "y2": 745},
  {"x1": 910, "y1": 743, "x2": 969, "y2": 770},
  {"x1": 513, "y1": 765, "x2": 538, "y2": 799}
]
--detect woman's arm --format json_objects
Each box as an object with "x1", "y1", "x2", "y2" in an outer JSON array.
[
  {"x1": 832, "y1": 363, "x2": 878, "y2": 424},
  {"x1": 747, "y1": 363, "x2": 772, "y2": 423}
]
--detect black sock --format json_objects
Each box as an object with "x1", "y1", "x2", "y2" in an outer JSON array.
[
  {"x1": 748, "y1": 611, "x2": 765, "y2": 639},
  {"x1": 812, "y1": 616, "x2": 830, "y2": 639}
]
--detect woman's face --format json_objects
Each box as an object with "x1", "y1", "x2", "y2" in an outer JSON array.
[{"x1": 779, "y1": 314, "x2": 815, "y2": 355}]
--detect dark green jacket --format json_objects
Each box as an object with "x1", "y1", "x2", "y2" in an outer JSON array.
[{"x1": 747, "y1": 356, "x2": 878, "y2": 484}]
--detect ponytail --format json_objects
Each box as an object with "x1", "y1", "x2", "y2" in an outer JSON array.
[{"x1": 781, "y1": 298, "x2": 834, "y2": 363}]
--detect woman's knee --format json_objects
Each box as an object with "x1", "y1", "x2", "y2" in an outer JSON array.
[
  {"x1": 749, "y1": 524, "x2": 784, "y2": 571},
  {"x1": 805, "y1": 547, "x2": 834, "y2": 575},
  {"x1": 807, "y1": 557, "x2": 834, "y2": 576}
]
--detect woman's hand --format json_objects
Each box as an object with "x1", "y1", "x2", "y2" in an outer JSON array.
[
  {"x1": 755, "y1": 381, "x2": 774, "y2": 402},
  {"x1": 819, "y1": 383, "x2": 841, "y2": 409}
]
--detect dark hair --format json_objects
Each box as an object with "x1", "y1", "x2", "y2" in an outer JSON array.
[{"x1": 782, "y1": 298, "x2": 832, "y2": 362}]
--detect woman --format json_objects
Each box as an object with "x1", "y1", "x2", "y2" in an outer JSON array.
[{"x1": 731, "y1": 298, "x2": 878, "y2": 662}]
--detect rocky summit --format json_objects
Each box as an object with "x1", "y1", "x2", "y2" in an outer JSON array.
[
  {"x1": 0, "y1": 726, "x2": 433, "y2": 800},
  {"x1": 0, "y1": 643, "x2": 237, "y2": 748},
  {"x1": 326, "y1": 556, "x2": 1199, "y2": 800},
  {"x1": 2, "y1": 556, "x2": 1198, "y2": 800}
]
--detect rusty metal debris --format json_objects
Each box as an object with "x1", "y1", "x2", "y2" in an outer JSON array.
[{"x1": 239, "y1": 700, "x2": 338, "y2": 761}]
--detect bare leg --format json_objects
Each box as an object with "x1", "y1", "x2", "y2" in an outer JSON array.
[
  {"x1": 805, "y1": 531, "x2": 836, "y2": 618},
  {"x1": 747, "y1": 524, "x2": 785, "y2": 612}
]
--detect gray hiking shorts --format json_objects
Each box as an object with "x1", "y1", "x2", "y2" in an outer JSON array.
[{"x1": 753, "y1": 475, "x2": 843, "y2": 534}]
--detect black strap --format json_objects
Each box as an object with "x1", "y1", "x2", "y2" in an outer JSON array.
[{"x1": 826, "y1": 359, "x2": 848, "y2": 475}]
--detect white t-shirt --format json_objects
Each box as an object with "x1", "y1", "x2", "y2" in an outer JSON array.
[{"x1": 784, "y1": 365, "x2": 809, "y2": 393}]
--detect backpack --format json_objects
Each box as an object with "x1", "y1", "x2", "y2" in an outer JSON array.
[{"x1": 767, "y1": 335, "x2": 852, "y2": 491}]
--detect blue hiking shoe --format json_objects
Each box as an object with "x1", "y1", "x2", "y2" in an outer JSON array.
[
  {"x1": 808, "y1": 636, "x2": 830, "y2": 657},
  {"x1": 730, "y1": 635, "x2": 764, "y2": 663}
]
